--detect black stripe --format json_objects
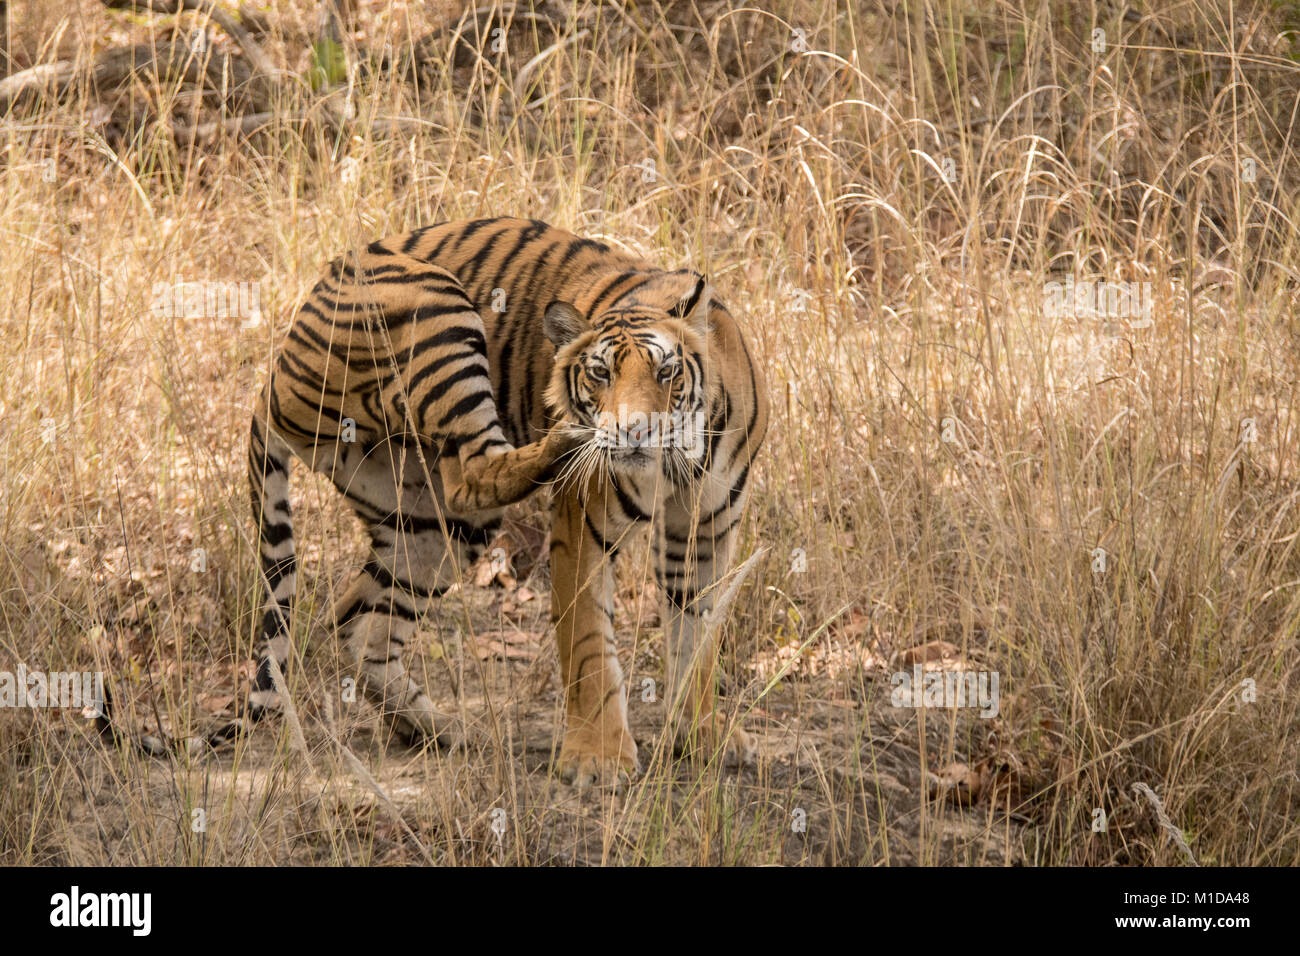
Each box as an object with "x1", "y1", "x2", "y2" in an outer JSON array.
[
  {"x1": 609, "y1": 475, "x2": 651, "y2": 522},
  {"x1": 588, "y1": 271, "x2": 646, "y2": 316},
  {"x1": 400, "y1": 225, "x2": 434, "y2": 254},
  {"x1": 436, "y1": 390, "x2": 494, "y2": 431},
  {"x1": 364, "y1": 560, "x2": 446, "y2": 599},
  {"x1": 671, "y1": 272, "x2": 706, "y2": 318},
  {"x1": 583, "y1": 513, "x2": 619, "y2": 556},
  {"x1": 416, "y1": 362, "x2": 490, "y2": 410},
  {"x1": 258, "y1": 520, "x2": 293, "y2": 547}
]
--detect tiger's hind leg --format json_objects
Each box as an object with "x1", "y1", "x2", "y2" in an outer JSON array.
[
  {"x1": 329, "y1": 436, "x2": 501, "y2": 746},
  {"x1": 243, "y1": 408, "x2": 486, "y2": 748}
]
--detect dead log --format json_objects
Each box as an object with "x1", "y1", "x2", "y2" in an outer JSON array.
[
  {"x1": 100, "y1": 0, "x2": 281, "y2": 107},
  {"x1": 0, "y1": 41, "x2": 256, "y2": 112}
]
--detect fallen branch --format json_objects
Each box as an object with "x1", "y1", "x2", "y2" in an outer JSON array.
[
  {"x1": 0, "y1": 41, "x2": 254, "y2": 112},
  {"x1": 101, "y1": 0, "x2": 280, "y2": 90}
]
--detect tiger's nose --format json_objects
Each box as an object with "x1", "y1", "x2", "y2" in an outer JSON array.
[{"x1": 625, "y1": 422, "x2": 650, "y2": 444}]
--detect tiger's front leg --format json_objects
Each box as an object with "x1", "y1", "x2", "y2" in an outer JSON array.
[
  {"x1": 441, "y1": 425, "x2": 582, "y2": 513},
  {"x1": 548, "y1": 481, "x2": 638, "y2": 789},
  {"x1": 658, "y1": 492, "x2": 757, "y2": 769}
]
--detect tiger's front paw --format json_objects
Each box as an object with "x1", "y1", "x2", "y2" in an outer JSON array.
[
  {"x1": 556, "y1": 729, "x2": 639, "y2": 792},
  {"x1": 545, "y1": 421, "x2": 588, "y2": 461}
]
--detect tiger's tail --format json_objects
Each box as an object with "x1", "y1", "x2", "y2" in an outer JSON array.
[{"x1": 245, "y1": 383, "x2": 297, "y2": 720}]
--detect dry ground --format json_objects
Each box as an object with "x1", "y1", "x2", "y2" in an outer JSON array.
[{"x1": 2, "y1": 0, "x2": 1299, "y2": 865}]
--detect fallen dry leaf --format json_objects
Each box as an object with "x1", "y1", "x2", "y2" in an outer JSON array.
[
  {"x1": 472, "y1": 629, "x2": 542, "y2": 662},
  {"x1": 927, "y1": 761, "x2": 981, "y2": 805},
  {"x1": 857, "y1": 646, "x2": 890, "y2": 672},
  {"x1": 833, "y1": 608, "x2": 874, "y2": 641},
  {"x1": 897, "y1": 640, "x2": 961, "y2": 668},
  {"x1": 197, "y1": 692, "x2": 235, "y2": 716},
  {"x1": 500, "y1": 585, "x2": 538, "y2": 619},
  {"x1": 927, "y1": 753, "x2": 1025, "y2": 807},
  {"x1": 472, "y1": 558, "x2": 515, "y2": 589}
]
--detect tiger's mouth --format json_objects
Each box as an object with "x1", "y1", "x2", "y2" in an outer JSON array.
[
  {"x1": 593, "y1": 414, "x2": 662, "y2": 472},
  {"x1": 607, "y1": 443, "x2": 655, "y2": 470},
  {"x1": 552, "y1": 406, "x2": 702, "y2": 489},
  {"x1": 593, "y1": 404, "x2": 703, "y2": 451}
]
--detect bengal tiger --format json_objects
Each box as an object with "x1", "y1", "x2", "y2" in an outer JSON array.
[{"x1": 234, "y1": 217, "x2": 767, "y2": 787}]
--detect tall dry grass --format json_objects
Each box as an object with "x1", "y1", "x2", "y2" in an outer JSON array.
[{"x1": 1, "y1": 0, "x2": 1298, "y2": 865}]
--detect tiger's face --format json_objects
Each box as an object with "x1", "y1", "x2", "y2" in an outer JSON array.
[{"x1": 544, "y1": 275, "x2": 713, "y2": 481}]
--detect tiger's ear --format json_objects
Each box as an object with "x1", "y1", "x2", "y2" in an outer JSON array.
[
  {"x1": 671, "y1": 273, "x2": 711, "y2": 335},
  {"x1": 543, "y1": 301, "x2": 589, "y2": 348}
]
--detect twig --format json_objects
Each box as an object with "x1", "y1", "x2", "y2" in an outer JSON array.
[
  {"x1": 699, "y1": 547, "x2": 768, "y2": 626},
  {"x1": 263, "y1": 654, "x2": 310, "y2": 762},
  {"x1": 337, "y1": 745, "x2": 436, "y2": 865},
  {"x1": 1132, "y1": 782, "x2": 1199, "y2": 866}
]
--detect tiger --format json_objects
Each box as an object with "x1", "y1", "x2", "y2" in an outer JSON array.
[{"x1": 243, "y1": 217, "x2": 768, "y2": 787}]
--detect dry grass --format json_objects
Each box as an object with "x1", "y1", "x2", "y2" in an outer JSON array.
[{"x1": 2, "y1": 0, "x2": 1299, "y2": 866}]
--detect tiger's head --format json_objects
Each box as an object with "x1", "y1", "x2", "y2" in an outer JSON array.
[{"x1": 544, "y1": 272, "x2": 715, "y2": 483}]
